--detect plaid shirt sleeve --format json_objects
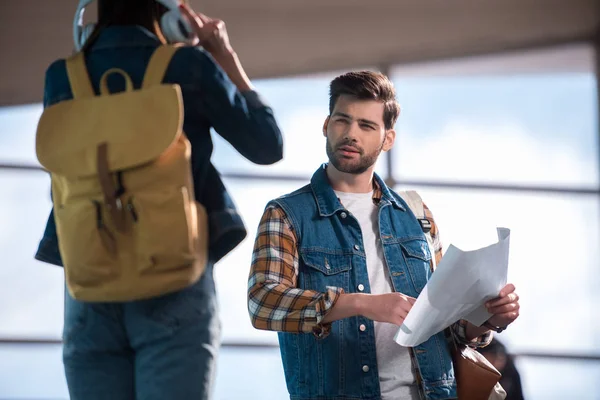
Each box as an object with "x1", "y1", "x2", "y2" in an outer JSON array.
[
  {"x1": 247, "y1": 204, "x2": 344, "y2": 335},
  {"x1": 423, "y1": 202, "x2": 493, "y2": 348}
]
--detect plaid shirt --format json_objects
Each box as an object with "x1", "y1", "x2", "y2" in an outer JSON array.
[{"x1": 248, "y1": 184, "x2": 492, "y2": 395}]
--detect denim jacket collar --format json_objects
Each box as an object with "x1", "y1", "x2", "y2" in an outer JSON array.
[
  {"x1": 91, "y1": 25, "x2": 161, "y2": 50},
  {"x1": 310, "y1": 163, "x2": 405, "y2": 217}
]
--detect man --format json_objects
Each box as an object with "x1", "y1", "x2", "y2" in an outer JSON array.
[{"x1": 247, "y1": 71, "x2": 520, "y2": 400}]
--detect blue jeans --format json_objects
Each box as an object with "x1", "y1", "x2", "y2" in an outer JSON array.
[{"x1": 62, "y1": 263, "x2": 220, "y2": 400}]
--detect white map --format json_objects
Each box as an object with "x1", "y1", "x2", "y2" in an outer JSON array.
[{"x1": 394, "y1": 228, "x2": 510, "y2": 347}]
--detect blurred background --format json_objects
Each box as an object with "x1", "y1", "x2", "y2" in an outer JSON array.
[{"x1": 1, "y1": 0, "x2": 599, "y2": 399}]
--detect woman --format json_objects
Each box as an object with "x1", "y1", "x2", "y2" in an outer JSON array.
[{"x1": 34, "y1": 1, "x2": 283, "y2": 399}]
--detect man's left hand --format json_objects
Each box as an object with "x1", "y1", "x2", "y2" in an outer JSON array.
[{"x1": 485, "y1": 283, "x2": 520, "y2": 328}]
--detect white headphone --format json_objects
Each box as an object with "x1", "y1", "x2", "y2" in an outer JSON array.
[{"x1": 73, "y1": 0, "x2": 196, "y2": 51}]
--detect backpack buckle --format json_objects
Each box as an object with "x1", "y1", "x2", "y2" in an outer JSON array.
[{"x1": 418, "y1": 218, "x2": 432, "y2": 233}]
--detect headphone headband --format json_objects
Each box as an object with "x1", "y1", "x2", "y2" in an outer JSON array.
[
  {"x1": 73, "y1": 0, "x2": 193, "y2": 51},
  {"x1": 73, "y1": 0, "x2": 96, "y2": 51}
]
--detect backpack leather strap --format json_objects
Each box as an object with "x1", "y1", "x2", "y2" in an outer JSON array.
[
  {"x1": 97, "y1": 142, "x2": 127, "y2": 233},
  {"x1": 142, "y1": 44, "x2": 183, "y2": 88},
  {"x1": 65, "y1": 52, "x2": 95, "y2": 99}
]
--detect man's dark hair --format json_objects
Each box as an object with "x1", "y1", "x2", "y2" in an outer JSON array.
[{"x1": 329, "y1": 71, "x2": 400, "y2": 130}]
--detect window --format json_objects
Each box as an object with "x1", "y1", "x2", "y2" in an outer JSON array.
[
  {"x1": 211, "y1": 73, "x2": 388, "y2": 179},
  {"x1": 391, "y1": 44, "x2": 599, "y2": 399},
  {"x1": 0, "y1": 171, "x2": 61, "y2": 339},
  {"x1": 0, "y1": 71, "x2": 387, "y2": 343},
  {"x1": 214, "y1": 178, "x2": 301, "y2": 345},
  {"x1": 391, "y1": 45, "x2": 598, "y2": 189},
  {"x1": 395, "y1": 185, "x2": 600, "y2": 354},
  {"x1": 0, "y1": 44, "x2": 598, "y2": 400},
  {"x1": 0, "y1": 104, "x2": 43, "y2": 165}
]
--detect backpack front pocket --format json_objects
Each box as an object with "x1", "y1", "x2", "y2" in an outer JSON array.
[
  {"x1": 56, "y1": 199, "x2": 119, "y2": 286},
  {"x1": 131, "y1": 186, "x2": 198, "y2": 274}
]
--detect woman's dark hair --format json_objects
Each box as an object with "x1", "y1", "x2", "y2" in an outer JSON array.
[{"x1": 81, "y1": 0, "x2": 168, "y2": 52}]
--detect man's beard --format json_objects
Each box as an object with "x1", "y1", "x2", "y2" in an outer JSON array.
[{"x1": 326, "y1": 137, "x2": 384, "y2": 175}]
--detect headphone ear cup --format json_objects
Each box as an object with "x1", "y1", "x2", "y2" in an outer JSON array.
[
  {"x1": 79, "y1": 23, "x2": 96, "y2": 49},
  {"x1": 161, "y1": 10, "x2": 195, "y2": 44}
]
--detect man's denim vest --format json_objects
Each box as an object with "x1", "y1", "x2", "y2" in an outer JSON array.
[{"x1": 272, "y1": 165, "x2": 457, "y2": 400}]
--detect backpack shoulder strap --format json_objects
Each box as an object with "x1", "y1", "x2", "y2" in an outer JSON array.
[
  {"x1": 398, "y1": 190, "x2": 425, "y2": 219},
  {"x1": 65, "y1": 52, "x2": 95, "y2": 99},
  {"x1": 142, "y1": 44, "x2": 183, "y2": 88}
]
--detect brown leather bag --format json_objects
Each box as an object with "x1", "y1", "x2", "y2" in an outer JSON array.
[{"x1": 451, "y1": 338, "x2": 502, "y2": 400}]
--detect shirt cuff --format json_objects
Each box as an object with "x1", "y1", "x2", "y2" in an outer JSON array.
[
  {"x1": 241, "y1": 90, "x2": 271, "y2": 109},
  {"x1": 453, "y1": 319, "x2": 494, "y2": 348},
  {"x1": 312, "y1": 286, "x2": 344, "y2": 339},
  {"x1": 34, "y1": 237, "x2": 64, "y2": 267}
]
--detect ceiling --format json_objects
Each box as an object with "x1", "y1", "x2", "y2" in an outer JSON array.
[{"x1": 1, "y1": 0, "x2": 599, "y2": 106}]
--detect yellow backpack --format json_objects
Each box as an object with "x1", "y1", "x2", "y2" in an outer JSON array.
[{"x1": 35, "y1": 45, "x2": 208, "y2": 302}]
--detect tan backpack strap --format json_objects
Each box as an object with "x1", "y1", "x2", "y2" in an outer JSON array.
[
  {"x1": 399, "y1": 190, "x2": 425, "y2": 219},
  {"x1": 142, "y1": 44, "x2": 182, "y2": 88},
  {"x1": 65, "y1": 52, "x2": 95, "y2": 99}
]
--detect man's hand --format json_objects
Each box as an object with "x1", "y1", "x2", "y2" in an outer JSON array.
[
  {"x1": 486, "y1": 283, "x2": 520, "y2": 328},
  {"x1": 358, "y1": 293, "x2": 416, "y2": 326}
]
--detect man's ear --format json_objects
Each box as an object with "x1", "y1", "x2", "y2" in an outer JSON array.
[
  {"x1": 323, "y1": 116, "x2": 330, "y2": 138},
  {"x1": 382, "y1": 129, "x2": 396, "y2": 152}
]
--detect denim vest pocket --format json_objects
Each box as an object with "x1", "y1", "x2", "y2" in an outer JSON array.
[
  {"x1": 399, "y1": 238, "x2": 432, "y2": 293},
  {"x1": 299, "y1": 250, "x2": 352, "y2": 292}
]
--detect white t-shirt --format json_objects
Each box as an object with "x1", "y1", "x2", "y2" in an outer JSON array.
[{"x1": 335, "y1": 190, "x2": 419, "y2": 400}]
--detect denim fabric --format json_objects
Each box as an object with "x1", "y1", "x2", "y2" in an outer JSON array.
[
  {"x1": 273, "y1": 165, "x2": 457, "y2": 400},
  {"x1": 35, "y1": 25, "x2": 283, "y2": 266},
  {"x1": 63, "y1": 262, "x2": 220, "y2": 400}
]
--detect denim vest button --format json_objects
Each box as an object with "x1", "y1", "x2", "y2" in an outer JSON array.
[
  {"x1": 340, "y1": 211, "x2": 347, "y2": 218},
  {"x1": 362, "y1": 365, "x2": 369, "y2": 372},
  {"x1": 354, "y1": 244, "x2": 360, "y2": 251},
  {"x1": 359, "y1": 324, "x2": 366, "y2": 332},
  {"x1": 357, "y1": 284, "x2": 365, "y2": 292}
]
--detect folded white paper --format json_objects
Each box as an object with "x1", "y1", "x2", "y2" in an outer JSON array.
[{"x1": 394, "y1": 227, "x2": 510, "y2": 347}]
